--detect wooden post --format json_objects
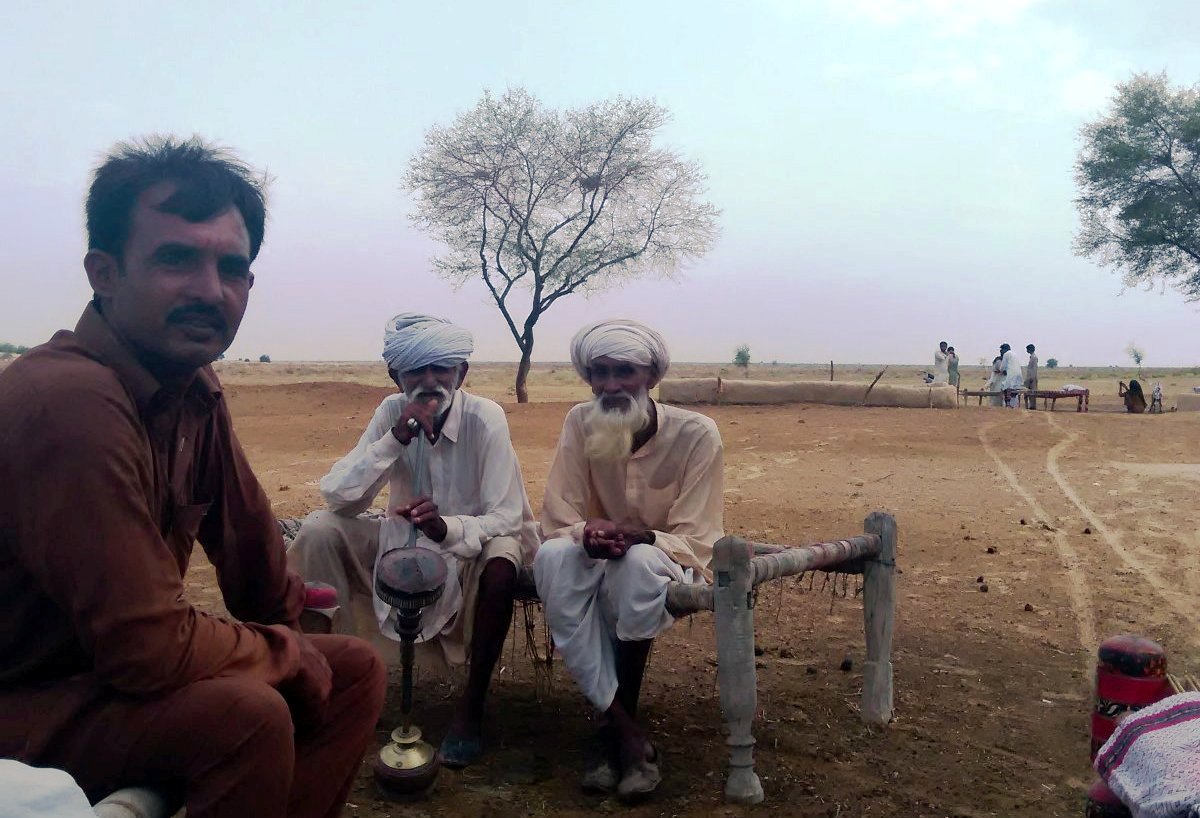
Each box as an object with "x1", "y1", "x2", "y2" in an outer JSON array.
[
  {"x1": 861, "y1": 512, "x2": 896, "y2": 725},
  {"x1": 713, "y1": 535, "x2": 763, "y2": 804},
  {"x1": 830, "y1": 360, "x2": 834, "y2": 381}
]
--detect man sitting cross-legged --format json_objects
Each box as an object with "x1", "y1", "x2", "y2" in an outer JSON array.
[
  {"x1": 288, "y1": 313, "x2": 539, "y2": 768},
  {"x1": 0, "y1": 137, "x2": 386, "y2": 818},
  {"x1": 534, "y1": 319, "x2": 725, "y2": 801}
]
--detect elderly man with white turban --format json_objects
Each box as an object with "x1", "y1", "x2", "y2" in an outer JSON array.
[
  {"x1": 534, "y1": 319, "x2": 725, "y2": 801},
  {"x1": 288, "y1": 313, "x2": 538, "y2": 768}
]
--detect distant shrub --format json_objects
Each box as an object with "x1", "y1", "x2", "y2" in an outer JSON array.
[
  {"x1": 259, "y1": 354, "x2": 272, "y2": 363},
  {"x1": 1046, "y1": 358, "x2": 1058, "y2": 368},
  {"x1": 0, "y1": 342, "x2": 29, "y2": 355}
]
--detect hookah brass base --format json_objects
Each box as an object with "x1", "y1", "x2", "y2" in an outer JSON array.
[{"x1": 373, "y1": 725, "x2": 441, "y2": 798}]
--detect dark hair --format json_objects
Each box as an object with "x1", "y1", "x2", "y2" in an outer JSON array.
[
  {"x1": 86, "y1": 135, "x2": 268, "y2": 261},
  {"x1": 1026, "y1": 344, "x2": 1035, "y2": 352}
]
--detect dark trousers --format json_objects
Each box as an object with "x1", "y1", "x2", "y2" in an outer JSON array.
[{"x1": 0, "y1": 634, "x2": 386, "y2": 818}]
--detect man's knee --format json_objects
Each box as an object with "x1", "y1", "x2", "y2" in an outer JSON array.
[
  {"x1": 533, "y1": 536, "x2": 582, "y2": 574},
  {"x1": 315, "y1": 636, "x2": 387, "y2": 733},
  {"x1": 609, "y1": 542, "x2": 668, "y2": 577},
  {"x1": 480, "y1": 557, "x2": 517, "y2": 597},
  {"x1": 291, "y1": 510, "x2": 343, "y2": 550},
  {"x1": 200, "y1": 680, "x2": 294, "y2": 760}
]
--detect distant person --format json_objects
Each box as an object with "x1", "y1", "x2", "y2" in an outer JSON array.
[
  {"x1": 0, "y1": 137, "x2": 386, "y2": 817},
  {"x1": 932, "y1": 341, "x2": 950, "y2": 384},
  {"x1": 986, "y1": 356, "x2": 1004, "y2": 406},
  {"x1": 1024, "y1": 344, "x2": 1039, "y2": 409},
  {"x1": 1119, "y1": 380, "x2": 1147, "y2": 414},
  {"x1": 1000, "y1": 343, "x2": 1024, "y2": 408},
  {"x1": 288, "y1": 313, "x2": 539, "y2": 768},
  {"x1": 947, "y1": 346, "x2": 960, "y2": 389}
]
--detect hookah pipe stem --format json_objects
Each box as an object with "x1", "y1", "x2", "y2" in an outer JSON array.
[
  {"x1": 400, "y1": 633, "x2": 415, "y2": 732},
  {"x1": 404, "y1": 427, "x2": 429, "y2": 549}
]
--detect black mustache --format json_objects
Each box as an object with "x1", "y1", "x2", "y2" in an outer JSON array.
[{"x1": 167, "y1": 306, "x2": 227, "y2": 330}]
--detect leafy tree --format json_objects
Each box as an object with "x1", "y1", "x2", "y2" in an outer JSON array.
[
  {"x1": 1046, "y1": 358, "x2": 1059, "y2": 368},
  {"x1": 1075, "y1": 73, "x2": 1200, "y2": 299},
  {"x1": 0, "y1": 342, "x2": 29, "y2": 355},
  {"x1": 733, "y1": 344, "x2": 751, "y2": 370},
  {"x1": 406, "y1": 88, "x2": 719, "y2": 402},
  {"x1": 259, "y1": 354, "x2": 271, "y2": 363}
]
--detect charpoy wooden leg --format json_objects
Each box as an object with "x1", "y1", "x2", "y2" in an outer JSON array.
[
  {"x1": 713, "y1": 535, "x2": 763, "y2": 804},
  {"x1": 862, "y1": 513, "x2": 897, "y2": 725}
]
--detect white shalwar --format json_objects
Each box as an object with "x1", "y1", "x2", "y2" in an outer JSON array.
[
  {"x1": 534, "y1": 401, "x2": 724, "y2": 710},
  {"x1": 290, "y1": 389, "x2": 538, "y2": 665},
  {"x1": 0, "y1": 760, "x2": 95, "y2": 818}
]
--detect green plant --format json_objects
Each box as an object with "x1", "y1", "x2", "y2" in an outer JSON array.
[
  {"x1": 1126, "y1": 343, "x2": 1144, "y2": 369},
  {"x1": 733, "y1": 344, "x2": 751, "y2": 369},
  {"x1": 1046, "y1": 358, "x2": 1059, "y2": 368},
  {"x1": 259, "y1": 354, "x2": 271, "y2": 363}
]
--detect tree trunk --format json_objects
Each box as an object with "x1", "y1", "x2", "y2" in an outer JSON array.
[{"x1": 515, "y1": 344, "x2": 533, "y2": 403}]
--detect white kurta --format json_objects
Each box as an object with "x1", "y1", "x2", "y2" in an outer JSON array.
[
  {"x1": 535, "y1": 400, "x2": 725, "y2": 709},
  {"x1": 318, "y1": 390, "x2": 538, "y2": 643},
  {"x1": 932, "y1": 349, "x2": 949, "y2": 384},
  {"x1": 1002, "y1": 350, "x2": 1025, "y2": 390}
]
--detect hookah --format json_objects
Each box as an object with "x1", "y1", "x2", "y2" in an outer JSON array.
[{"x1": 372, "y1": 417, "x2": 447, "y2": 797}]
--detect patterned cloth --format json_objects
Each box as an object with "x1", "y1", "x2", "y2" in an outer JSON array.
[{"x1": 1095, "y1": 692, "x2": 1200, "y2": 818}]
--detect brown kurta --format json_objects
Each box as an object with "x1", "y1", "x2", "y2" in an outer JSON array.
[
  {"x1": 0, "y1": 305, "x2": 384, "y2": 818},
  {"x1": 0, "y1": 305, "x2": 303, "y2": 693}
]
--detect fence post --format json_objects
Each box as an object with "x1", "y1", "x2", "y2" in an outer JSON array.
[
  {"x1": 861, "y1": 512, "x2": 896, "y2": 725},
  {"x1": 713, "y1": 535, "x2": 763, "y2": 804}
]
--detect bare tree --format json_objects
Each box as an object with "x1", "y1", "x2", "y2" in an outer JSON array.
[{"x1": 405, "y1": 89, "x2": 719, "y2": 402}]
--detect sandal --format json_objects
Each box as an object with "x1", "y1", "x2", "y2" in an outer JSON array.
[
  {"x1": 580, "y1": 723, "x2": 619, "y2": 793},
  {"x1": 439, "y1": 731, "x2": 484, "y2": 769},
  {"x1": 617, "y1": 743, "x2": 661, "y2": 802}
]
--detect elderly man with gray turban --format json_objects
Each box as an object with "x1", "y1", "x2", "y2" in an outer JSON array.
[
  {"x1": 534, "y1": 319, "x2": 725, "y2": 801},
  {"x1": 288, "y1": 313, "x2": 538, "y2": 768}
]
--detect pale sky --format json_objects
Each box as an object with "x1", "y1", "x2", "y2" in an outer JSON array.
[{"x1": 3, "y1": 1, "x2": 1199, "y2": 366}]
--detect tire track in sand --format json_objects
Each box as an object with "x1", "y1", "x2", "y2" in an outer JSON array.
[
  {"x1": 978, "y1": 419, "x2": 1096, "y2": 665},
  {"x1": 1043, "y1": 414, "x2": 1199, "y2": 645}
]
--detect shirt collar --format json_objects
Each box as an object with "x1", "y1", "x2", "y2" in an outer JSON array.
[
  {"x1": 440, "y1": 389, "x2": 466, "y2": 443},
  {"x1": 72, "y1": 304, "x2": 222, "y2": 414}
]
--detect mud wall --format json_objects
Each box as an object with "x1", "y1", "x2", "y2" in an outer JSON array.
[{"x1": 659, "y1": 378, "x2": 957, "y2": 409}]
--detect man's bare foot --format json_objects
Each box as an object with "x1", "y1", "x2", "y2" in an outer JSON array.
[{"x1": 439, "y1": 702, "x2": 484, "y2": 769}]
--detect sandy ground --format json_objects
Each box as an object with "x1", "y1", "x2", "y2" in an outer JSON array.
[{"x1": 176, "y1": 362, "x2": 1200, "y2": 816}]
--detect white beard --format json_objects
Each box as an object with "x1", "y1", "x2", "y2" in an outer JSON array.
[
  {"x1": 583, "y1": 390, "x2": 651, "y2": 462},
  {"x1": 404, "y1": 384, "x2": 455, "y2": 419}
]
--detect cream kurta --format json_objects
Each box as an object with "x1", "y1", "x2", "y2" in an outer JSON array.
[{"x1": 541, "y1": 401, "x2": 724, "y2": 582}]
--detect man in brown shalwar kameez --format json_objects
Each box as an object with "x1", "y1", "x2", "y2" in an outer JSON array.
[{"x1": 0, "y1": 138, "x2": 386, "y2": 818}]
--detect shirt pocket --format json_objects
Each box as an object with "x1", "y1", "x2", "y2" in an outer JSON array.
[{"x1": 171, "y1": 502, "x2": 212, "y2": 543}]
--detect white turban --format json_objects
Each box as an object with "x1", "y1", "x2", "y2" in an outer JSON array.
[
  {"x1": 382, "y1": 313, "x2": 474, "y2": 373},
  {"x1": 570, "y1": 319, "x2": 671, "y2": 383}
]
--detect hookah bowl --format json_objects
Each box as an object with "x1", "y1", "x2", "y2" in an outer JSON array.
[{"x1": 372, "y1": 546, "x2": 449, "y2": 798}]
